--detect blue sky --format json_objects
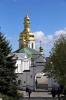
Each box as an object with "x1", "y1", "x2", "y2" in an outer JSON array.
[{"x1": 0, "y1": 0, "x2": 66, "y2": 57}]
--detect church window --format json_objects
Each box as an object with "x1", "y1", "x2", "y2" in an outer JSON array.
[
  {"x1": 17, "y1": 64, "x2": 18, "y2": 72},
  {"x1": 32, "y1": 43, "x2": 33, "y2": 49},
  {"x1": 31, "y1": 75, "x2": 32, "y2": 78},
  {"x1": 18, "y1": 80, "x2": 21, "y2": 85}
]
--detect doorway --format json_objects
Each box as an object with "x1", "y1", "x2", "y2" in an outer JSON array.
[{"x1": 35, "y1": 72, "x2": 48, "y2": 91}]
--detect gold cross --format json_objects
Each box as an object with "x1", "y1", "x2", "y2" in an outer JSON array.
[{"x1": 25, "y1": 8, "x2": 28, "y2": 14}]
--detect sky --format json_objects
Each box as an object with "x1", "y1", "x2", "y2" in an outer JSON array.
[{"x1": 0, "y1": 0, "x2": 66, "y2": 57}]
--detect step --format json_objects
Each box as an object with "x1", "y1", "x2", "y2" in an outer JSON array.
[{"x1": 19, "y1": 97, "x2": 63, "y2": 100}]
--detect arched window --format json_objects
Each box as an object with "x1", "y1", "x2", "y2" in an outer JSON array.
[{"x1": 32, "y1": 43, "x2": 33, "y2": 49}]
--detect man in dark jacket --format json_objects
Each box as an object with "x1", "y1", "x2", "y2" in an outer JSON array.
[{"x1": 57, "y1": 87, "x2": 61, "y2": 100}]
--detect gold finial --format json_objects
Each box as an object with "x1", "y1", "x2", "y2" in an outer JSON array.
[
  {"x1": 40, "y1": 40, "x2": 42, "y2": 47},
  {"x1": 31, "y1": 58, "x2": 34, "y2": 62},
  {"x1": 39, "y1": 40, "x2": 43, "y2": 52}
]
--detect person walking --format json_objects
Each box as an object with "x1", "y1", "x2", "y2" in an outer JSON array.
[
  {"x1": 36, "y1": 79, "x2": 37, "y2": 89},
  {"x1": 51, "y1": 87, "x2": 56, "y2": 98},
  {"x1": 57, "y1": 87, "x2": 61, "y2": 100},
  {"x1": 26, "y1": 87, "x2": 29, "y2": 96},
  {"x1": 28, "y1": 88, "x2": 31, "y2": 98}
]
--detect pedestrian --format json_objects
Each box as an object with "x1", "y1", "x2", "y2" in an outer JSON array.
[
  {"x1": 57, "y1": 87, "x2": 61, "y2": 100},
  {"x1": 36, "y1": 79, "x2": 37, "y2": 88},
  {"x1": 28, "y1": 88, "x2": 31, "y2": 98},
  {"x1": 26, "y1": 86, "x2": 29, "y2": 96},
  {"x1": 60, "y1": 85, "x2": 64, "y2": 93},
  {"x1": 51, "y1": 87, "x2": 56, "y2": 98}
]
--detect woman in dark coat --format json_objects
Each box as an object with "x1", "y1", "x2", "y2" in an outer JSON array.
[{"x1": 51, "y1": 88, "x2": 56, "y2": 98}]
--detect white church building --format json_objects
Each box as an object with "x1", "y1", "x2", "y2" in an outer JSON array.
[{"x1": 10, "y1": 14, "x2": 59, "y2": 91}]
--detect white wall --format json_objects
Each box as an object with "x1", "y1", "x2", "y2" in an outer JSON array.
[
  {"x1": 15, "y1": 55, "x2": 59, "y2": 91},
  {"x1": 28, "y1": 40, "x2": 35, "y2": 49},
  {"x1": 22, "y1": 71, "x2": 31, "y2": 90},
  {"x1": 23, "y1": 61, "x2": 29, "y2": 70},
  {"x1": 15, "y1": 60, "x2": 22, "y2": 73},
  {"x1": 30, "y1": 68, "x2": 35, "y2": 90},
  {"x1": 36, "y1": 56, "x2": 45, "y2": 62},
  {"x1": 15, "y1": 58, "x2": 30, "y2": 73},
  {"x1": 16, "y1": 73, "x2": 23, "y2": 89},
  {"x1": 48, "y1": 77, "x2": 59, "y2": 91}
]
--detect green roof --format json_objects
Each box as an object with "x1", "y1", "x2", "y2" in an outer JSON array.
[
  {"x1": 14, "y1": 47, "x2": 44, "y2": 59},
  {"x1": 26, "y1": 47, "x2": 41, "y2": 59},
  {"x1": 14, "y1": 48, "x2": 32, "y2": 58}
]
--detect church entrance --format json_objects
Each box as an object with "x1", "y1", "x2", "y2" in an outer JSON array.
[{"x1": 35, "y1": 72, "x2": 48, "y2": 91}]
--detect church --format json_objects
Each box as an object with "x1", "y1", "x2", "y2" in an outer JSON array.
[{"x1": 10, "y1": 14, "x2": 59, "y2": 91}]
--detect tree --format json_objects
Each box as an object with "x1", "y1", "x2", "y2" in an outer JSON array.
[
  {"x1": 43, "y1": 34, "x2": 66, "y2": 88},
  {"x1": 0, "y1": 32, "x2": 18, "y2": 96}
]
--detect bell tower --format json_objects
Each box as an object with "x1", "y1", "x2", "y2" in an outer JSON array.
[{"x1": 19, "y1": 14, "x2": 35, "y2": 49}]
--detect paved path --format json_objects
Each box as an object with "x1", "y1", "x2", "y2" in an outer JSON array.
[
  {"x1": 35, "y1": 76, "x2": 48, "y2": 91},
  {"x1": 18, "y1": 90, "x2": 63, "y2": 98},
  {"x1": 19, "y1": 91, "x2": 52, "y2": 97},
  {"x1": 19, "y1": 97, "x2": 59, "y2": 100}
]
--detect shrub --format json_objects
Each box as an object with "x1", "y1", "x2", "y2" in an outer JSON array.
[{"x1": 0, "y1": 93, "x2": 23, "y2": 100}]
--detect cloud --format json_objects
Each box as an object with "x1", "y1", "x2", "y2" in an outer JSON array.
[
  {"x1": 34, "y1": 27, "x2": 66, "y2": 45},
  {"x1": 54, "y1": 27, "x2": 66, "y2": 40},
  {"x1": 43, "y1": 46, "x2": 51, "y2": 50},
  {"x1": 34, "y1": 31, "x2": 54, "y2": 44},
  {"x1": 34, "y1": 27, "x2": 66, "y2": 56},
  {"x1": 34, "y1": 31, "x2": 47, "y2": 43}
]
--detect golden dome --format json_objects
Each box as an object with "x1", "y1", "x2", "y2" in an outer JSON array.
[
  {"x1": 24, "y1": 15, "x2": 30, "y2": 20},
  {"x1": 21, "y1": 38, "x2": 26, "y2": 48},
  {"x1": 20, "y1": 32, "x2": 34, "y2": 41},
  {"x1": 19, "y1": 14, "x2": 35, "y2": 48},
  {"x1": 28, "y1": 32, "x2": 34, "y2": 40},
  {"x1": 39, "y1": 46, "x2": 43, "y2": 52},
  {"x1": 29, "y1": 32, "x2": 34, "y2": 36}
]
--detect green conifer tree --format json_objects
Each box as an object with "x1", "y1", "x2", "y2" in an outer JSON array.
[{"x1": 0, "y1": 32, "x2": 18, "y2": 96}]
